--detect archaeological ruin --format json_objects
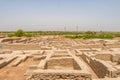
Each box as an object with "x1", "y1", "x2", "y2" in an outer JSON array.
[{"x1": 0, "y1": 36, "x2": 120, "y2": 80}]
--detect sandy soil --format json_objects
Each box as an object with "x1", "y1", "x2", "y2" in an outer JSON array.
[{"x1": 0, "y1": 58, "x2": 40, "y2": 80}]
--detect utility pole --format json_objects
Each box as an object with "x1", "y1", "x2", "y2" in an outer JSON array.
[
  {"x1": 76, "y1": 26, "x2": 79, "y2": 38},
  {"x1": 64, "y1": 27, "x2": 66, "y2": 32},
  {"x1": 76, "y1": 26, "x2": 78, "y2": 32}
]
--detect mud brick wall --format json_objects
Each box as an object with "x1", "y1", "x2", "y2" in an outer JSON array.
[
  {"x1": 93, "y1": 78, "x2": 120, "y2": 80},
  {"x1": 81, "y1": 53, "x2": 117, "y2": 78},
  {"x1": 90, "y1": 59, "x2": 109, "y2": 78},
  {"x1": 0, "y1": 60, "x2": 7, "y2": 68},
  {"x1": 0, "y1": 49, "x2": 12, "y2": 54},
  {"x1": 1, "y1": 44, "x2": 40, "y2": 50},
  {"x1": 27, "y1": 72, "x2": 91, "y2": 80},
  {"x1": 33, "y1": 55, "x2": 46, "y2": 61},
  {"x1": 0, "y1": 56, "x2": 17, "y2": 68},
  {"x1": 94, "y1": 54, "x2": 112, "y2": 61},
  {"x1": 106, "y1": 44, "x2": 120, "y2": 48},
  {"x1": 111, "y1": 54, "x2": 120, "y2": 62},
  {"x1": 73, "y1": 59, "x2": 81, "y2": 70}
]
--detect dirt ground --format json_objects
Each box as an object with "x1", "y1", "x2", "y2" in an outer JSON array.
[{"x1": 0, "y1": 58, "x2": 39, "y2": 80}]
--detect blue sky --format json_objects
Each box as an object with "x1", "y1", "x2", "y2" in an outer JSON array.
[{"x1": 0, "y1": 0, "x2": 120, "y2": 31}]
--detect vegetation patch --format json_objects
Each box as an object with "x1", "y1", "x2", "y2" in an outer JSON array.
[
  {"x1": 8, "y1": 29, "x2": 35, "y2": 37},
  {"x1": 65, "y1": 31, "x2": 120, "y2": 39}
]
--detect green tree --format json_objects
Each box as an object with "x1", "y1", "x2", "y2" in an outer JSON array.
[{"x1": 15, "y1": 29, "x2": 25, "y2": 37}]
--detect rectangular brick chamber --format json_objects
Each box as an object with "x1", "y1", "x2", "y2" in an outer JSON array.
[
  {"x1": 46, "y1": 57, "x2": 81, "y2": 70},
  {"x1": 26, "y1": 57, "x2": 91, "y2": 80},
  {"x1": 51, "y1": 51, "x2": 71, "y2": 58}
]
